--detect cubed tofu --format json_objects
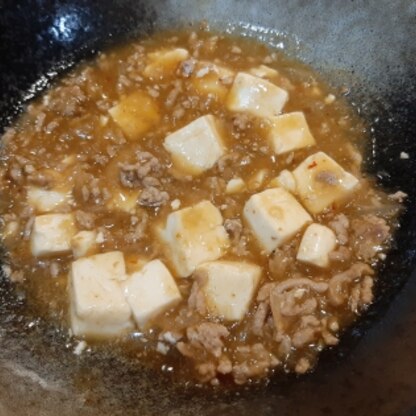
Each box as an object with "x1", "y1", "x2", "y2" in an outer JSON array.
[
  {"x1": 143, "y1": 48, "x2": 189, "y2": 79},
  {"x1": 107, "y1": 189, "x2": 140, "y2": 214},
  {"x1": 195, "y1": 261, "x2": 262, "y2": 321},
  {"x1": 164, "y1": 115, "x2": 225, "y2": 175},
  {"x1": 71, "y1": 230, "x2": 97, "y2": 258},
  {"x1": 109, "y1": 91, "x2": 160, "y2": 140},
  {"x1": 225, "y1": 177, "x2": 246, "y2": 194},
  {"x1": 243, "y1": 188, "x2": 312, "y2": 253},
  {"x1": 124, "y1": 259, "x2": 181, "y2": 329},
  {"x1": 268, "y1": 112, "x2": 316, "y2": 155},
  {"x1": 268, "y1": 170, "x2": 297, "y2": 193},
  {"x1": 69, "y1": 251, "x2": 133, "y2": 338},
  {"x1": 226, "y1": 72, "x2": 288, "y2": 118},
  {"x1": 31, "y1": 213, "x2": 77, "y2": 257},
  {"x1": 158, "y1": 200, "x2": 229, "y2": 277},
  {"x1": 192, "y1": 61, "x2": 235, "y2": 100},
  {"x1": 292, "y1": 151, "x2": 359, "y2": 214},
  {"x1": 249, "y1": 65, "x2": 279, "y2": 79},
  {"x1": 296, "y1": 223, "x2": 337, "y2": 268},
  {"x1": 27, "y1": 187, "x2": 72, "y2": 213}
]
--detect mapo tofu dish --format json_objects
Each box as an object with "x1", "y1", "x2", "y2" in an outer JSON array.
[{"x1": 0, "y1": 29, "x2": 403, "y2": 386}]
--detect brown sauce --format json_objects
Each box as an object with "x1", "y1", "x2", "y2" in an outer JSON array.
[{"x1": 0, "y1": 29, "x2": 402, "y2": 386}]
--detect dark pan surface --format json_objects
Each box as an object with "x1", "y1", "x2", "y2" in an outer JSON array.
[{"x1": 0, "y1": 1, "x2": 416, "y2": 415}]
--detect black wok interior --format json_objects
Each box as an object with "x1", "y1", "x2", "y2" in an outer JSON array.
[{"x1": 0, "y1": 1, "x2": 416, "y2": 415}]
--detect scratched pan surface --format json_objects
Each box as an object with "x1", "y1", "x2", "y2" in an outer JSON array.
[{"x1": 0, "y1": 1, "x2": 416, "y2": 415}]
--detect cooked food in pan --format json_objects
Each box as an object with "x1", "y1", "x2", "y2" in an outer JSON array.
[{"x1": 0, "y1": 29, "x2": 402, "y2": 385}]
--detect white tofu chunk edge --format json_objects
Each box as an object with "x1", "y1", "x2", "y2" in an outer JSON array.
[
  {"x1": 124, "y1": 259, "x2": 181, "y2": 329},
  {"x1": 70, "y1": 251, "x2": 133, "y2": 338},
  {"x1": 196, "y1": 261, "x2": 262, "y2": 321},
  {"x1": 296, "y1": 223, "x2": 337, "y2": 268},
  {"x1": 164, "y1": 115, "x2": 225, "y2": 175},
  {"x1": 31, "y1": 213, "x2": 77, "y2": 257},
  {"x1": 243, "y1": 188, "x2": 312, "y2": 253}
]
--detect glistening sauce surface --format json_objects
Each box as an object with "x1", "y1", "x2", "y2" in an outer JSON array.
[{"x1": 0, "y1": 30, "x2": 402, "y2": 385}]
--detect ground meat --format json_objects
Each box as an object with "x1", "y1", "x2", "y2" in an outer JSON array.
[
  {"x1": 328, "y1": 263, "x2": 374, "y2": 307},
  {"x1": 351, "y1": 215, "x2": 390, "y2": 261},
  {"x1": 188, "y1": 275, "x2": 207, "y2": 316},
  {"x1": 295, "y1": 357, "x2": 311, "y2": 374},
  {"x1": 329, "y1": 213, "x2": 350, "y2": 245},
  {"x1": 388, "y1": 190, "x2": 407, "y2": 202},
  {"x1": 232, "y1": 113, "x2": 250, "y2": 130},
  {"x1": 119, "y1": 151, "x2": 162, "y2": 188},
  {"x1": 47, "y1": 85, "x2": 87, "y2": 117},
  {"x1": 251, "y1": 301, "x2": 270, "y2": 336},
  {"x1": 328, "y1": 246, "x2": 352, "y2": 263},
  {"x1": 138, "y1": 186, "x2": 169, "y2": 207},
  {"x1": 177, "y1": 322, "x2": 229, "y2": 359},
  {"x1": 223, "y1": 218, "x2": 249, "y2": 256},
  {"x1": 75, "y1": 210, "x2": 95, "y2": 229},
  {"x1": 179, "y1": 59, "x2": 196, "y2": 77},
  {"x1": 165, "y1": 80, "x2": 183, "y2": 108},
  {"x1": 125, "y1": 211, "x2": 148, "y2": 243},
  {"x1": 7, "y1": 164, "x2": 23, "y2": 184},
  {"x1": 232, "y1": 343, "x2": 279, "y2": 385},
  {"x1": 269, "y1": 278, "x2": 328, "y2": 338}
]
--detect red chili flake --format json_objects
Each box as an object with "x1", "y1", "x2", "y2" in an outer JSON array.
[{"x1": 308, "y1": 161, "x2": 318, "y2": 169}]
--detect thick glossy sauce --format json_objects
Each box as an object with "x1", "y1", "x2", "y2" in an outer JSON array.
[{"x1": 0, "y1": 29, "x2": 401, "y2": 385}]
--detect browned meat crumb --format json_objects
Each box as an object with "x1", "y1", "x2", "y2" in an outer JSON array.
[
  {"x1": 232, "y1": 343, "x2": 279, "y2": 385},
  {"x1": 295, "y1": 357, "x2": 311, "y2": 374},
  {"x1": 177, "y1": 322, "x2": 229, "y2": 359},
  {"x1": 328, "y1": 246, "x2": 352, "y2": 263},
  {"x1": 329, "y1": 213, "x2": 350, "y2": 245},
  {"x1": 47, "y1": 85, "x2": 87, "y2": 116},
  {"x1": 351, "y1": 215, "x2": 390, "y2": 261},
  {"x1": 388, "y1": 190, "x2": 407, "y2": 203},
  {"x1": 75, "y1": 210, "x2": 95, "y2": 229},
  {"x1": 138, "y1": 186, "x2": 169, "y2": 207},
  {"x1": 328, "y1": 263, "x2": 374, "y2": 307},
  {"x1": 119, "y1": 151, "x2": 162, "y2": 188},
  {"x1": 125, "y1": 211, "x2": 148, "y2": 243}
]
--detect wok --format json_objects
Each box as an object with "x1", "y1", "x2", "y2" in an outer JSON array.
[{"x1": 0, "y1": 1, "x2": 416, "y2": 415}]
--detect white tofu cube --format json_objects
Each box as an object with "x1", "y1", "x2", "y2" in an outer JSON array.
[
  {"x1": 71, "y1": 230, "x2": 97, "y2": 258},
  {"x1": 164, "y1": 115, "x2": 225, "y2": 175},
  {"x1": 124, "y1": 259, "x2": 181, "y2": 329},
  {"x1": 109, "y1": 91, "x2": 160, "y2": 140},
  {"x1": 27, "y1": 187, "x2": 72, "y2": 213},
  {"x1": 268, "y1": 170, "x2": 297, "y2": 193},
  {"x1": 159, "y1": 200, "x2": 229, "y2": 277},
  {"x1": 226, "y1": 72, "x2": 288, "y2": 118},
  {"x1": 31, "y1": 213, "x2": 77, "y2": 257},
  {"x1": 225, "y1": 177, "x2": 246, "y2": 194},
  {"x1": 296, "y1": 223, "x2": 337, "y2": 268},
  {"x1": 268, "y1": 112, "x2": 316, "y2": 155},
  {"x1": 243, "y1": 188, "x2": 312, "y2": 253},
  {"x1": 195, "y1": 261, "x2": 262, "y2": 321},
  {"x1": 143, "y1": 48, "x2": 189, "y2": 78},
  {"x1": 69, "y1": 251, "x2": 133, "y2": 338},
  {"x1": 248, "y1": 65, "x2": 279, "y2": 79},
  {"x1": 292, "y1": 151, "x2": 360, "y2": 214}
]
